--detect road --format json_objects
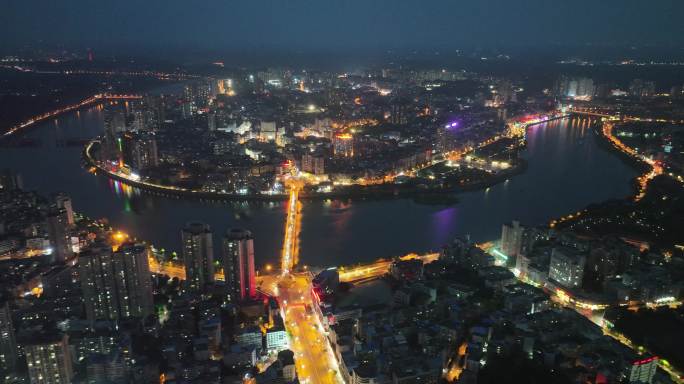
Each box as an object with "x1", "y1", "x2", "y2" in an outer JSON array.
[
  {"x1": 129, "y1": 178, "x2": 430, "y2": 384},
  {"x1": 281, "y1": 186, "x2": 301, "y2": 274},
  {"x1": 278, "y1": 274, "x2": 344, "y2": 384},
  {"x1": 276, "y1": 180, "x2": 344, "y2": 384},
  {"x1": 338, "y1": 252, "x2": 440, "y2": 283}
]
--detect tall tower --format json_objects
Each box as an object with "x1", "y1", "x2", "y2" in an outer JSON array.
[
  {"x1": 79, "y1": 243, "x2": 154, "y2": 322},
  {"x1": 24, "y1": 334, "x2": 73, "y2": 384},
  {"x1": 112, "y1": 244, "x2": 154, "y2": 319},
  {"x1": 181, "y1": 222, "x2": 215, "y2": 292},
  {"x1": 222, "y1": 229, "x2": 256, "y2": 301},
  {"x1": 46, "y1": 208, "x2": 72, "y2": 264},
  {"x1": 79, "y1": 244, "x2": 119, "y2": 322},
  {"x1": 0, "y1": 298, "x2": 17, "y2": 373},
  {"x1": 54, "y1": 193, "x2": 74, "y2": 226},
  {"x1": 501, "y1": 220, "x2": 524, "y2": 267}
]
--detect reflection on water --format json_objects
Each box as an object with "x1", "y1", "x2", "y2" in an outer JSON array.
[{"x1": 0, "y1": 107, "x2": 640, "y2": 268}]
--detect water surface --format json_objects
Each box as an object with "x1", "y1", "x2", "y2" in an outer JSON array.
[{"x1": 0, "y1": 109, "x2": 638, "y2": 268}]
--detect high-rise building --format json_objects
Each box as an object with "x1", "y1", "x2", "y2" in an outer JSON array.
[
  {"x1": 79, "y1": 243, "x2": 154, "y2": 322},
  {"x1": 112, "y1": 244, "x2": 154, "y2": 319},
  {"x1": 576, "y1": 78, "x2": 595, "y2": 98},
  {"x1": 184, "y1": 81, "x2": 211, "y2": 109},
  {"x1": 0, "y1": 299, "x2": 17, "y2": 373},
  {"x1": 390, "y1": 101, "x2": 409, "y2": 125},
  {"x1": 0, "y1": 169, "x2": 23, "y2": 191},
  {"x1": 79, "y1": 245, "x2": 118, "y2": 322},
  {"x1": 301, "y1": 154, "x2": 325, "y2": 175},
  {"x1": 501, "y1": 221, "x2": 524, "y2": 266},
  {"x1": 129, "y1": 132, "x2": 159, "y2": 171},
  {"x1": 222, "y1": 229, "x2": 256, "y2": 302},
  {"x1": 628, "y1": 356, "x2": 658, "y2": 384},
  {"x1": 40, "y1": 266, "x2": 77, "y2": 298},
  {"x1": 495, "y1": 80, "x2": 516, "y2": 105},
  {"x1": 548, "y1": 247, "x2": 586, "y2": 289},
  {"x1": 46, "y1": 208, "x2": 72, "y2": 264},
  {"x1": 629, "y1": 79, "x2": 656, "y2": 98},
  {"x1": 182, "y1": 222, "x2": 215, "y2": 292},
  {"x1": 54, "y1": 193, "x2": 74, "y2": 226},
  {"x1": 101, "y1": 104, "x2": 127, "y2": 162},
  {"x1": 554, "y1": 76, "x2": 594, "y2": 99},
  {"x1": 333, "y1": 134, "x2": 354, "y2": 157},
  {"x1": 259, "y1": 121, "x2": 278, "y2": 142},
  {"x1": 24, "y1": 334, "x2": 73, "y2": 384},
  {"x1": 207, "y1": 112, "x2": 217, "y2": 131},
  {"x1": 86, "y1": 351, "x2": 127, "y2": 384}
]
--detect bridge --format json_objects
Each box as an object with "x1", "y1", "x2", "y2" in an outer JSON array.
[
  {"x1": 2, "y1": 93, "x2": 142, "y2": 139},
  {"x1": 273, "y1": 178, "x2": 345, "y2": 384},
  {"x1": 281, "y1": 183, "x2": 302, "y2": 274},
  {"x1": 138, "y1": 176, "x2": 443, "y2": 384},
  {"x1": 338, "y1": 252, "x2": 440, "y2": 283}
]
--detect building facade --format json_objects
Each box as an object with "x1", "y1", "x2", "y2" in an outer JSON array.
[
  {"x1": 182, "y1": 222, "x2": 215, "y2": 292},
  {"x1": 222, "y1": 229, "x2": 256, "y2": 301},
  {"x1": 24, "y1": 335, "x2": 73, "y2": 384}
]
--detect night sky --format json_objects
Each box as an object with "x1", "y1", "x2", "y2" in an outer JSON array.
[{"x1": 2, "y1": 0, "x2": 684, "y2": 53}]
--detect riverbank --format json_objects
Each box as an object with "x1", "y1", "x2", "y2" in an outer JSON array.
[
  {"x1": 591, "y1": 123, "x2": 650, "y2": 177},
  {"x1": 591, "y1": 121, "x2": 659, "y2": 202},
  {"x1": 84, "y1": 139, "x2": 528, "y2": 203}
]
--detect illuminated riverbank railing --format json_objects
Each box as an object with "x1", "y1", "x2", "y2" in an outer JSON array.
[{"x1": 600, "y1": 121, "x2": 663, "y2": 202}]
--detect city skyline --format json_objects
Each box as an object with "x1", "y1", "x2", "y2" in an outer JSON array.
[{"x1": 1, "y1": 2, "x2": 684, "y2": 384}]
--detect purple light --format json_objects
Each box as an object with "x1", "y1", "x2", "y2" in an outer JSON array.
[{"x1": 445, "y1": 122, "x2": 459, "y2": 129}]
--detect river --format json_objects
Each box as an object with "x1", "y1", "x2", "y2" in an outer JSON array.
[{"x1": 0, "y1": 106, "x2": 639, "y2": 269}]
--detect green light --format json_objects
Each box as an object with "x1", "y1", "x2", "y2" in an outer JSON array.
[
  {"x1": 117, "y1": 137, "x2": 122, "y2": 152},
  {"x1": 492, "y1": 249, "x2": 508, "y2": 260}
]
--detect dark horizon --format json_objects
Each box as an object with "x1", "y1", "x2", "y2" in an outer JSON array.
[{"x1": 3, "y1": 0, "x2": 684, "y2": 55}]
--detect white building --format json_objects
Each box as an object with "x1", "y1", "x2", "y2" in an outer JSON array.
[
  {"x1": 629, "y1": 356, "x2": 658, "y2": 384},
  {"x1": 548, "y1": 247, "x2": 586, "y2": 289},
  {"x1": 265, "y1": 327, "x2": 289, "y2": 352},
  {"x1": 236, "y1": 327, "x2": 262, "y2": 350}
]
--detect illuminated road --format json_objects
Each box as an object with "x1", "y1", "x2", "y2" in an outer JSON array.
[
  {"x1": 276, "y1": 181, "x2": 343, "y2": 384},
  {"x1": 116, "y1": 179, "x2": 422, "y2": 384},
  {"x1": 338, "y1": 252, "x2": 440, "y2": 283},
  {"x1": 279, "y1": 275, "x2": 344, "y2": 384},
  {"x1": 281, "y1": 186, "x2": 301, "y2": 274},
  {"x1": 600, "y1": 122, "x2": 663, "y2": 201},
  {"x1": 569, "y1": 109, "x2": 683, "y2": 197},
  {"x1": 482, "y1": 244, "x2": 684, "y2": 383}
]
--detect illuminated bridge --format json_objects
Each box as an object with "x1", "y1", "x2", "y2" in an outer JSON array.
[
  {"x1": 117, "y1": 176, "x2": 428, "y2": 384},
  {"x1": 281, "y1": 185, "x2": 302, "y2": 274},
  {"x1": 2, "y1": 93, "x2": 142, "y2": 139},
  {"x1": 338, "y1": 253, "x2": 440, "y2": 283}
]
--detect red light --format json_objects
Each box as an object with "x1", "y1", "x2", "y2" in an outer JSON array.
[{"x1": 633, "y1": 357, "x2": 658, "y2": 365}]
